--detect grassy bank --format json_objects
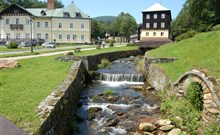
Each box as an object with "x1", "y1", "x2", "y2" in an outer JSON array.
[
  {"x1": 0, "y1": 56, "x2": 73, "y2": 132},
  {"x1": 148, "y1": 30, "x2": 220, "y2": 81},
  {"x1": 0, "y1": 45, "x2": 138, "y2": 133}
]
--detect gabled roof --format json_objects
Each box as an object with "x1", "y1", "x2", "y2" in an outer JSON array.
[
  {"x1": 26, "y1": 2, "x2": 90, "y2": 18},
  {"x1": 0, "y1": 3, "x2": 34, "y2": 17},
  {"x1": 142, "y1": 3, "x2": 170, "y2": 12}
]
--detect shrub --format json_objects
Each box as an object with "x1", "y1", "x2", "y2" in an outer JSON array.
[
  {"x1": 175, "y1": 30, "x2": 198, "y2": 41},
  {"x1": 7, "y1": 41, "x2": 18, "y2": 49},
  {"x1": 126, "y1": 43, "x2": 135, "y2": 46},
  {"x1": 109, "y1": 42, "x2": 114, "y2": 47},
  {"x1": 103, "y1": 89, "x2": 113, "y2": 96},
  {"x1": 186, "y1": 82, "x2": 203, "y2": 111},
  {"x1": 212, "y1": 24, "x2": 220, "y2": 31},
  {"x1": 97, "y1": 58, "x2": 112, "y2": 69},
  {"x1": 106, "y1": 39, "x2": 116, "y2": 43}
]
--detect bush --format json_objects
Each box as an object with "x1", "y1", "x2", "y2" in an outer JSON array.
[
  {"x1": 7, "y1": 41, "x2": 18, "y2": 49},
  {"x1": 106, "y1": 39, "x2": 116, "y2": 43},
  {"x1": 97, "y1": 58, "x2": 112, "y2": 69},
  {"x1": 126, "y1": 43, "x2": 136, "y2": 46},
  {"x1": 109, "y1": 42, "x2": 114, "y2": 47},
  {"x1": 175, "y1": 30, "x2": 198, "y2": 41},
  {"x1": 212, "y1": 24, "x2": 220, "y2": 31},
  {"x1": 186, "y1": 82, "x2": 203, "y2": 111}
]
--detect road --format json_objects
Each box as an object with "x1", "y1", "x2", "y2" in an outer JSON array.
[
  {"x1": 0, "y1": 45, "x2": 92, "y2": 55},
  {"x1": 0, "y1": 44, "x2": 126, "y2": 61}
]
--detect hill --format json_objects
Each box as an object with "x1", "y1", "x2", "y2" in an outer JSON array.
[
  {"x1": 93, "y1": 16, "x2": 116, "y2": 24},
  {"x1": 148, "y1": 30, "x2": 220, "y2": 81}
]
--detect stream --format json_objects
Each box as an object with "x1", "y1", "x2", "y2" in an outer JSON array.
[{"x1": 74, "y1": 57, "x2": 160, "y2": 135}]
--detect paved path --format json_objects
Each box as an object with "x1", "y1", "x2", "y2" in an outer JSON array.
[
  {"x1": 0, "y1": 44, "x2": 126, "y2": 61},
  {"x1": 0, "y1": 114, "x2": 28, "y2": 135}
]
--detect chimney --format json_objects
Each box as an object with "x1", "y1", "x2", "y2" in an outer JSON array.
[{"x1": 47, "y1": 0, "x2": 55, "y2": 10}]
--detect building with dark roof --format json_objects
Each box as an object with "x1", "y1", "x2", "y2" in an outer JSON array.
[
  {"x1": 139, "y1": 3, "x2": 172, "y2": 48},
  {"x1": 0, "y1": 0, "x2": 91, "y2": 44}
]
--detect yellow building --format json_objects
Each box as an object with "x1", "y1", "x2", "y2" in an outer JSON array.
[{"x1": 0, "y1": 0, "x2": 91, "y2": 44}]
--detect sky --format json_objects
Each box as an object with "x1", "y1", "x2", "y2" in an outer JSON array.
[{"x1": 46, "y1": 0, "x2": 186, "y2": 23}]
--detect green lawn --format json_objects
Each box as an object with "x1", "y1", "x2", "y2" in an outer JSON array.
[
  {"x1": 0, "y1": 56, "x2": 73, "y2": 132},
  {"x1": 0, "y1": 45, "x2": 138, "y2": 133},
  {"x1": 148, "y1": 30, "x2": 220, "y2": 81},
  {"x1": 74, "y1": 46, "x2": 138, "y2": 56}
]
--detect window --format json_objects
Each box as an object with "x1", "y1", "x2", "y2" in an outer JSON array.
[
  {"x1": 161, "y1": 13, "x2": 165, "y2": 19},
  {"x1": 26, "y1": 33, "x2": 30, "y2": 39},
  {"x1": 25, "y1": 19, "x2": 29, "y2": 25},
  {"x1": 161, "y1": 22, "x2": 165, "y2": 28},
  {"x1": 70, "y1": 23, "x2": 73, "y2": 28},
  {"x1": 81, "y1": 35, "x2": 84, "y2": 40},
  {"x1": 81, "y1": 23, "x2": 84, "y2": 29},
  {"x1": 45, "y1": 22, "x2": 49, "y2": 28},
  {"x1": 154, "y1": 14, "x2": 157, "y2": 19},
  {"x1": 16, "y1": 33, "x2": 20, "y2": 39},
  {"x1": 6, "y1": 33, "x2": 10, "y2": 40},
  {"x1": 16, "y1": 19, "x2": 19, "y2": 24},
  {"x1": 153, "y1": 32, "x2": 156, "y2": 36},
  {"x1": 6, "y1": 19, "x2": 9, "y2": 25},
  {"x1": 153, "y1": 22, "x2": 157, "y2": 28},
  {"x1": 146, "y1": 14, "x2": 150, "y2": 19},
  {"x1": 75, "y1": 12, "x2": 81, "y2": 18},
  {"x1": 73, "y1": 35, "x2": 76, "y2": 39},
  {"x1": 67, "y1": 35, "x2": 70, "y2": 40},
  {"x1": 146, "y1": 32, "x2": 149, "y2": 36},
  {"x1": 59, "y1": 35, "x2": 62, "y2": 40},
  {"x1": 37, "y1": 34, "x2": 41, "y2": 39},
  {"x1": 63, "y1": 12, "x2": 70, "y2": 17},
  {"x1": 161, "y1": 32, "x2": 164, "y2": 36},
  {"x1": 37, "y1": 22, "x2": 40, "y2": 28},
  {"x1": 58, "y1": 23, "x2": 62, "y2": 28},
  {"x1": 45, "y1": 33, "x2": 49, "y2": 40},
  {"x1": 146, "y1": 23, "x2": 150, "y2": 28}
]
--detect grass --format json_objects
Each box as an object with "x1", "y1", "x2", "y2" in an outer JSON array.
[
  {"x1": 148, "y1": 30, "x2": 220, "y2": 81},
  {"x1": 74, "y1": 46, "x2": 138, "y2": 56},
  {"x1": 0, "y1": 55, "x2": 72, "y2": 132},
  {"x1": 0, "y1": 44, "x2": 137, "y2": 133}
]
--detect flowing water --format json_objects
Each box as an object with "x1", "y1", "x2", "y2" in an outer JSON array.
[{"x1": 74, "y1": 57, "x2": 159, "y2": 135}]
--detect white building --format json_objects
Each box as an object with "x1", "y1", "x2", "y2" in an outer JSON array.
[{"x1": 0, "y1": 0, "x2": 91, "y2": 44}]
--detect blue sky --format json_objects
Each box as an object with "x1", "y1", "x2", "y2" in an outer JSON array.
[{"x1": 50, "y1": 0, "x2": 186, "y2": 23}]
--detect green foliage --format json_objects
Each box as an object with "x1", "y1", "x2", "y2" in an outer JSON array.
[
  {"x1": 7, "y1": 41, "x2": 18, "y2": 49},
  {"x1": 171, "y1": 0, "x2": 219, "y2": 38},
  {"x1": 203, "y1": 121, "x2": 220, "y2": 135},
  {"x1": 109, "y1": 42, "x2": 114, "y2": 47},
  {"x1": 97, "y1": 58, "x2": 112, "y2": 69},
  {"x1": 103, "y1": 89, "x2": 113, "y2": 96},
  {"x1": 212, "y1": 24, "x2": 220, "y2": 31},
  {"x1": 186, "y1": 82, "x2": 203, "y2": 111},
  {"x1": 135, "y1": 59, "x2": 145, "y2": 73},
  {"x1": 106, "y1": 39, "x2": 116, "y2": 43},
  {"x1": 160, "y1": 97, "x2": 201, "y2": 135},
  {"x1": 148, "y1": 31, "x2": 220, "y2": 81},
  {"x1": 126, "y1": 43, "x2": 136, "y2": 46},
  {"x1": 175, "y1": 30, "x2": 198, "y2": 41}
]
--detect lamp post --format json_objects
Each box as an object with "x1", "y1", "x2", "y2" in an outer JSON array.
[{"x1": 29, "y1": 19, "x2": 33, "y2": 53}]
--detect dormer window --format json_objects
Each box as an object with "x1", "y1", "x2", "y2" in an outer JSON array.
[
  {"x1": 63, "y1": 12, "x2": 70, "y2": 17},
  {"x1": 75, "y1": 12, "x2": 81, "y2": 18},
  {"x1": 41, "y1": 10, "x2": 46, "y2": 16}
]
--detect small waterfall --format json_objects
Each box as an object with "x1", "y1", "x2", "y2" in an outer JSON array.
[{"x1": 99, "y1": 73, "x2": 144, "y2": 82}]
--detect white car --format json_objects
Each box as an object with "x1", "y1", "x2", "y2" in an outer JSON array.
[{"x1": 42, "y1": 42, "x2": 56, "y2": 48}]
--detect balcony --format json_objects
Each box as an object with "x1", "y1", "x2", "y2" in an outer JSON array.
[{"x1": 10, "y1": 24, "x2": 24, "y2": 30}]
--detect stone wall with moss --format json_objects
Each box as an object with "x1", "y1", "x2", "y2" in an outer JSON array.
[{"x1": 35, "y1": 61, "x2": 89, "y2": 135}]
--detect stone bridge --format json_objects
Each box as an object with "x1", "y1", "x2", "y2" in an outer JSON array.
[{"x1": 172, "y1": 69, "x2": 220, "y2": 124}]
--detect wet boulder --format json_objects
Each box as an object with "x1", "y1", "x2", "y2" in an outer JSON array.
[
  {"x1": 106, "y1": 118, "x2": 119, "y2": 127},
  {"x1": 87, "y1": 107, "x2": 102, "y2": 121}
]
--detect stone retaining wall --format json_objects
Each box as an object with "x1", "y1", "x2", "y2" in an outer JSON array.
[
  {"x1": 35, "y1": 50, "x2": 144, "y2": 135},
  {"x1": 35, "y1": 61, "x2": 88, "y2": 135}
]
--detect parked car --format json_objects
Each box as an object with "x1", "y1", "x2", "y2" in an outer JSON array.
[
  {"x1": 42, "y1": 42, "x2": 56, "y2": 48},
  {"x1": 20, "y1": 41, "x2": 31, "y2": 47}
]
